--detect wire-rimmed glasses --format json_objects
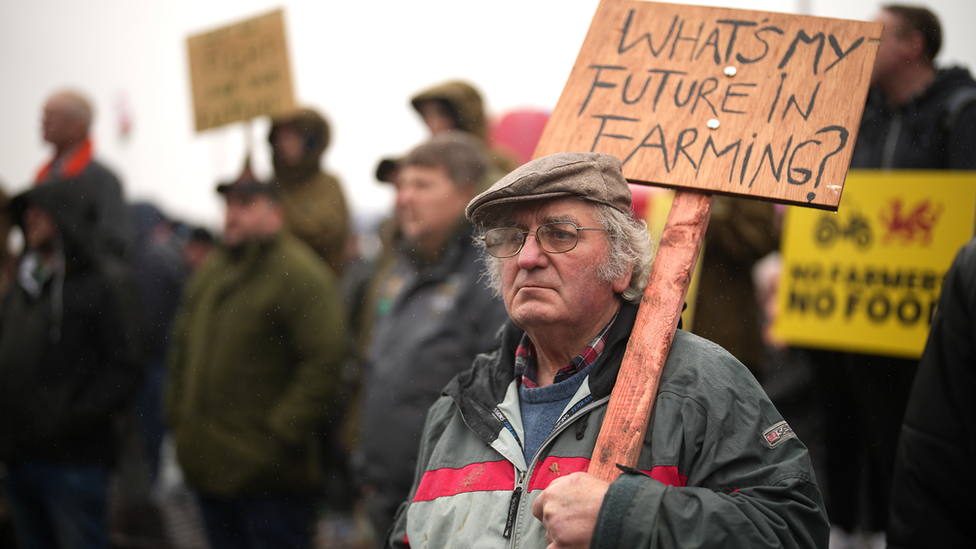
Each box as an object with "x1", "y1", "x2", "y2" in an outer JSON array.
[{"x1": 482, "y1": 222, "x2": 607, "y2": 258}]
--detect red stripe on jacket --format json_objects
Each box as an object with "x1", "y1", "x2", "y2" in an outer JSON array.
[
  {"x1": 405, "y1": 458, "x2": 687, "y2": 547},
  {"x1": 412, "y1": 460, "x2": 516, "y2": 502},
  {"x1": 527, "y1": 457, "x2": 688, "y2": 492},
  {"x1": 649, "y1": 465, "x2": 689, "y2": 487},
  {"x1": 527, "y1": 456, "x2": 591, "y2": 492}
]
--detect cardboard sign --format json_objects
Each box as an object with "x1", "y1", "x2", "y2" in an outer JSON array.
[
  {"x1": 187, "y1": 9, "x2": 296, "y2": 132},
  {"x1": 534, "y1": 0, "x2": 883, "y2": 210},
  {"x1": 774, "y1": 170, "x2": 976, "y2": 358}
]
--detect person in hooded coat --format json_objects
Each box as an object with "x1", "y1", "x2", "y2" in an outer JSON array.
[
  {"x1": 409, "y1": 80, "x2": 518, "y2": 188},
  {"x1": 268, "y1": 108, "x2": 350, "y2": 276},
  {"x1": 0, "y1": 175, "x2": 144, "y2": 549}
]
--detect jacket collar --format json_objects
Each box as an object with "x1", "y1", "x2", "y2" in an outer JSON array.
[
  {"x1": 397, "y1": 219, "x2": 477, "y2": 274},
  {"x1": 445, "y1": 301, "x2": 640, "y2": 444},
  {"x1": 212, "y1": 233, "x2": 283, "y2": 287},
  {"x1": 36, "y1": 138, "x2": 93, "y2": 183}
]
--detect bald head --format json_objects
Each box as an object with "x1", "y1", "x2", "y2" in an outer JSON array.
[{"x1": 43, "y1": 90, "x2": 93, "y2": 152}]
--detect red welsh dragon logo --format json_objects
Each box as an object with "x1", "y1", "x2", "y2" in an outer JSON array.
[{"x1": 878, "y1": 198, "x2": 944, "y2": 246}]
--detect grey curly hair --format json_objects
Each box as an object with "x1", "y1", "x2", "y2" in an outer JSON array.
[{"x1": 474, "y1": 198, "x2": 654, "y2": 303}]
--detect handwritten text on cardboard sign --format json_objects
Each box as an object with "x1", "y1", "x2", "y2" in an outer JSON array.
[{"x1": 535, "y1": 1, "x2": 884, "y2": 210}]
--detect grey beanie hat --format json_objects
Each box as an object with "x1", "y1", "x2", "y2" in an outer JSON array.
[{"x1": 465, "y1": 152, "x2": 631, "y2": 226}]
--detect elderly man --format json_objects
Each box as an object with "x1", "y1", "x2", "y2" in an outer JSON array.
[
  {"x1": 387, "y1": 152, "x2": 828, "y2": 548},
  {"x1": 36, "y1": 90, "x2": 133, "y2": 258},
  {"x1": 166, "y1": 180, "x2": 345, "y2": 549}
]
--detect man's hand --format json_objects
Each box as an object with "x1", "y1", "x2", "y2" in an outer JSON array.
[{"x1": 531, "y1": 472, "x2": 610, "y2": 549}]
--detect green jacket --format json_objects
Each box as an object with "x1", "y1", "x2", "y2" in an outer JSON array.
[
  {"x1": 165, "y1": 232, "x2": 345, "y2": 497},
  {"x1": 269, "y1": 108, "x2": 350, "y2": 276}
]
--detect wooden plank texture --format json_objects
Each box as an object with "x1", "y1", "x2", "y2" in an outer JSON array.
[
  {"x1": 589, "y1": 190, "x2": 713, "y2": 481},
  {"x1": 187, "y1": 9, "x2": 296, "y2": 132},
  {"x1": 534, "y1": 0, "x2": 883, "y2": 210}
]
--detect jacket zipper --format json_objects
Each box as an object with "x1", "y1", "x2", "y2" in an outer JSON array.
[
  {"x1": 503, "y1": 395, "x2": 610, "y2": 547},
  {"x1": 504, "y1": 471, "x2": 526, "y2": 539}
]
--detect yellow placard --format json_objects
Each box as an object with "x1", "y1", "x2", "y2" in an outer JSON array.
[
  {"x1": 774, "y1": 170, "x2": 976, "y2": 357},
  {"x1": 187, "y1": 9, "x2": 296, "y2": 132}
]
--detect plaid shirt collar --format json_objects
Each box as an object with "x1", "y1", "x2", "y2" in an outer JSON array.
[{"x1": 514, "y1": 309, "x2": 619, "y2": 389}]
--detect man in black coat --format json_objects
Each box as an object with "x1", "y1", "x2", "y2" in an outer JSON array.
[
  {"x1": 887, "y1": 237, "x2": 976, "y2": 548},
  {"x1": 0, "y1": 175, "x2": 144, "y2": 549},
  {"x1": 36, "y1": 89, "x2": 134, "y2": 258}
]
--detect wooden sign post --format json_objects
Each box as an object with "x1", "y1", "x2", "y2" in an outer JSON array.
[
  {"x1": 532, "y1": 0, "x2": 883, "y2": 482},
  {"x1": 187, "y1": 9, "x2": 296, "y2": 132}
]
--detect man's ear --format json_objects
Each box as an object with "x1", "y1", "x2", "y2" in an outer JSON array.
[
  {"x1": 612, "y1": 269, "x2": 633, "y2": 295},
  {"x1": 905, "y1": 29, "x2": 929, "y2": 62}
]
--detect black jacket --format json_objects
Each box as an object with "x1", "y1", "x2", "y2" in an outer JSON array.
[
  {"x1": 851, "y1": 67, "x2": 976, "y2": 169},
  {"x1": 355, "y1": 222, "x2": 508, "y2": 509},
  {"x1": 0, "y1": 175, "x2": 144, "y2": 465},
  {"x1": 887, "y1": 238, "x2": 976, "y2": 548}
]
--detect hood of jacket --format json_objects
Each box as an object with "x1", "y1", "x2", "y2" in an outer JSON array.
[
  {"x1": 11, "y1": 175, "x2": 101, "y2": 269},
  {"x1": 411, "y1": 80, "x2": 487, "y2": 140},
  {"x1": 268, "y1": 107, "x2": 331, "y2": 186}
]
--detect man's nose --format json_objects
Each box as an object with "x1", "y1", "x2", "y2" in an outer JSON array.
[
  {"x1": 517, "y1": 231, "x2": 549, "y2": 269},
  {"x1": 395, "y1": 186, "x2": 414, "y2": 208}
]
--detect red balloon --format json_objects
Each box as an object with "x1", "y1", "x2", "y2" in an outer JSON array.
[{"x1": 488, "y1": 109, "x2": 551, "y2": 165}]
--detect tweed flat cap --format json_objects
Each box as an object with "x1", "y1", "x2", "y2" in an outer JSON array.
[{"x1": 465, "y1": 152, "x2": 631, "y2": 225}]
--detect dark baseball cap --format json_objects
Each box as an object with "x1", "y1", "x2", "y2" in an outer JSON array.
[
  {"x1": 216, "y1": 180, "x2": 280, "y2": 201},
  {"x1": 375, "y1": 157, "x2": 401, "y2": 183},
  {"x1": 465, "y1": 152, "x2": 632, "y2": 225}
]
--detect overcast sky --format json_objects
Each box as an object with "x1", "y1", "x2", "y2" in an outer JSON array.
[{"x1": 1, "y1": 0, "x2": 974, "y2": 230}]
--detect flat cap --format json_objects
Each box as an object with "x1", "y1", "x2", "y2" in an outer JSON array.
[{"x1": 465, "y1": 152, "x2": 631, "y2": 225}]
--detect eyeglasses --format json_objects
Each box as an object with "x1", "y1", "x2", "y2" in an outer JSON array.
[{"x1": 482, "y1": 222, "x2": 607, "y2": 258}]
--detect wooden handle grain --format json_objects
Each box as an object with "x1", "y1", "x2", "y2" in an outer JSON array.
[{"x1": 588, "y1": 190, "x2": 714, "y2": 482}]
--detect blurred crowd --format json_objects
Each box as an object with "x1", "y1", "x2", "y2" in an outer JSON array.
[{"x1": 1, "y1": 4, "x2": 975, "y2": 549}]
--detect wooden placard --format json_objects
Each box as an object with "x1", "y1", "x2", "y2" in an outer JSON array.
[
  {"x1": 534, "y1": 0, "x2": 883, "y2": 210},
  {"x1": 187, "y1": 9, "x2": 296, "y2": 132}
]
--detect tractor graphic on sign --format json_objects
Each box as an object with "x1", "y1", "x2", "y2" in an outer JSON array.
[{"x1": 815, "y1": 211, "x2": 873, "y2": 249}]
